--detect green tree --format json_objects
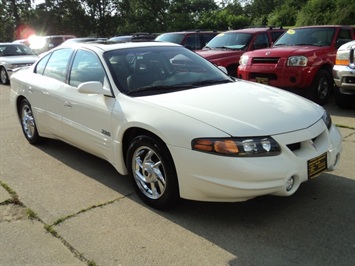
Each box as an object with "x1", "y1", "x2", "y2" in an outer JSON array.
[{"x1": 296, "y1": 0, "x2": 335, "y2": 26}]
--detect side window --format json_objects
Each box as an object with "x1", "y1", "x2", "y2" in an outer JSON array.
[
  {"x1": 184, "y1": 34, "x2": 200, "y2": 50},
  {"x1": 253, "y1": 33, "x2": 269, "y2": 50},
  {"x1": 201, "y1": 34, "x2": 216, "y2": 47},
  {"x1": 42, "y1": 48, "x2": 73, "y2": 82},
  {"x1": 271, "y1": 31, "x2": 284, "y2": 42},
  {"x1": 336, "y1": 29, "x2": 352, "y2": 48},
  {"x1": 69, "y1": 49, "x2": 106, "y2": 87},
  {"x1": 35, "y1": 53, "x2": 51, "y2": 75},
  {"x1": 49, "y1": 37, "x2": 64, "y2": 48}
]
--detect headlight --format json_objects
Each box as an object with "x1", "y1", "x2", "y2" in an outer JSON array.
[
  {"x1": 239, "y1": 55, "x2": 249, "y2": 66},
  {"x1": 192, "y1": 137, "x2": 281, "y2": 157},
  {"x1": 322, "y1": 111, "x2": 332, "y2": 130},
  {"x1": 335, "y1": 50, "x2": 350, "y2": 66},
  {"x1": 287, "y1": 56, "x2": 308, "y2": 66}
]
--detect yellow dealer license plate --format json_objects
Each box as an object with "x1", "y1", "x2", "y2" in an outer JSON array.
[
  {"x1": 308, "y1": 153, "x2": 327, "y2": 179},
  {"x1": 255, "y1": 77, "x2": 269, "y2": 84}
]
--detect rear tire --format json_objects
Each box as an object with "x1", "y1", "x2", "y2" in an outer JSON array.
[
  {"x1": 126, "y1": 135, "x2": 179, "y2": 209},
  {"x1": 19, "y1": 99, "x2": 42, "y2": 144}
]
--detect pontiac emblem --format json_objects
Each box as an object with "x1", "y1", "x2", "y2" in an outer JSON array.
[{"x1": 265, "y1": 51, "x2": 271, "y2": 55}]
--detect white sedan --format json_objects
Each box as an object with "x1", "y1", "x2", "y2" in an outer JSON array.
[{"x1": 10, "y1": 41, "x2": 342, "y2": 209}]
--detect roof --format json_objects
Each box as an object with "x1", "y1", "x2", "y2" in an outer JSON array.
[
  {"x1": 226, "y1": 27, "x2": 285, "y2": 33},
  {"x1": 59, "y1": 41, "x2": 181, "y2": 53}
]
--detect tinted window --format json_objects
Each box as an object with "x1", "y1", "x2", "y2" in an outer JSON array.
[
  {"x1": 271, "y1": 31, "x2": 284, "y2": 42},
  {"x1": 202, "y1": 33, "x2": 218, "y2": 46},
  {"x1": 42, "y1": 48, "x2": 73, "y2": 82},
  {"x1": 184, "y1": 34, "x2": 200, "y2": 50},
  {"x1": 104, "y1": 46, "x2": 232, "y2": 96},
  {"x1": 253, "y1": 33, "x2": 270, "y2": 49},
  {"x1": 69, "y1": 49, "x2": 106, "y2": 87},
  {"x1": 49, "y1": 37, "x2": 64, "y2": 48}
]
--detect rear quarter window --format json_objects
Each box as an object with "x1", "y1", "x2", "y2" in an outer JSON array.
[{"x1": 42, "y1": 48, "x2": 73, "y2": 82}]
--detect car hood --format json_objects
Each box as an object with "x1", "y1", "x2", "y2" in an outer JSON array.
[
  {"x1": 0, "y1": 55, "x2": 39, "y2": 64},
  {"x1": 245, "y1": 46, "x2": 327, "y2": 57},
  {"x1": 140, "y1": 81, "x2": 323, "y2": 136},
  {"x1": 196, "y1": 49, "x2": 244, "y2": 60}
]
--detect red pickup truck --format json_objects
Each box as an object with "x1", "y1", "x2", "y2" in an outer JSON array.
[
  {"x1": 196, "y1": 27, "x2": 285, "y2": 77},
  {"x1": 238, "y1": 25, "x2": 355, "y2": 105}
]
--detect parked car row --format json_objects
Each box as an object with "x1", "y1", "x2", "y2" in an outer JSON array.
[{"x1": 5, "y1": 26, "x2": 355, "y2": 108}]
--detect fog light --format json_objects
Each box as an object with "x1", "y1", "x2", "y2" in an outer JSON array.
[{"x1": 286, "y1": 177, "x2": 294, "y2": 191}]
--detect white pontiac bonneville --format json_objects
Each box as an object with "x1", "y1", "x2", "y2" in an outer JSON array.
[{"x1": 10, "y1": 42, "x2": 342, "y2": 209}]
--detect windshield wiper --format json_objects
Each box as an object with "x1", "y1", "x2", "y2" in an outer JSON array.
[
  {"x1": 214, "y1": 46, "x2": 240, "y2": 50},
  {"x1": 191, "y1": 79, "x2": 233, "y2": 86},
  {"x1": 125, "y1": 84, "x2": 194, "y2": 95},
  {"x1": 273, "y1": 43, "x2": 290, "y2": 47}
]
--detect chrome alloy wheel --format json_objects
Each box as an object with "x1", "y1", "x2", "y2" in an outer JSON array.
[
  {"x1": 21, "y1": 103, "x2": 36, "y2": 139},
  {"x1": 132, "y1": 146, "x2": 167, "y2": 200}
]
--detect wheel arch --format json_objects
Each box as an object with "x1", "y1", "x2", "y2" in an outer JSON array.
[{"x1": 121, "y1": 127, "x2": 172, "y2": 169}]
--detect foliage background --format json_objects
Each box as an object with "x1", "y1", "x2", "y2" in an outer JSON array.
[{"x1": 1, "y1": 0, "x2": 354, "y2": 41}]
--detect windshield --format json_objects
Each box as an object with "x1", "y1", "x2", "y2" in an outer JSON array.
[
  {"x1": 0, "y1": 44, "x2": 36, "y2": 56},
  {"x1": 204, "y1": 32, "x2": 252, "y2": 50},
  {"x1": 104, "y1": 46, "x2": 233, "y2": 96},
  {"x1": 155, "y1": 34, "x2": 185, "y2": 44},
  {"x1": 274, "y1": 27, "x2": 336, "y2": 47}
]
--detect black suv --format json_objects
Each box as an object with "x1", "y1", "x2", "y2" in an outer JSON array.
[{"x1": 155, "y1": 30, "x2": 219, "y2": 50}]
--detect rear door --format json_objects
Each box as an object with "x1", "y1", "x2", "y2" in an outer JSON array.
[{"x1": 30, "y1": 48, "x2": 74, "y2": 136}]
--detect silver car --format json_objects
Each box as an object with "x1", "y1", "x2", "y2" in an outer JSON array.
[
  {"x1": 333, "y1": 40, "x2": 355, "y2": 108},
  {"x1": 0, "y1": 43, "x2": 38, "y2": 84}
]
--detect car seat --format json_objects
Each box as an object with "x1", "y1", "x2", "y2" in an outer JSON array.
[{"x1": 127, "y1": 54, "x2": 161, "y2": 91}]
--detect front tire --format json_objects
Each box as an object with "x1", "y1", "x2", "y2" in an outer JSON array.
[
  {"x1": 126, "y1": 135, "x2": 179, "y2": 209},
  {"x1": 0, "y1": 67, "x2": 9, "y2": 85},
  {"x1": 19, "y1": 99, "x2": 42, "y2": 144},
  {"x1": 308, "y1": 70, "x2": 333, "y2": 105}
]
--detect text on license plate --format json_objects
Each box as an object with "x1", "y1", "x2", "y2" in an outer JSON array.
[
  {"x1": 255, "y1": 77, "x2": 269, "y2": 84},
  {"x1": 308, "y1": 152, "x2": 327, "y2": 179}
]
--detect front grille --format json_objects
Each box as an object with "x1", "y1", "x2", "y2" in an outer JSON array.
[
  {"x1": 252, "y1": 57, "x2": 280, "y2": 64},
  {"x1": 287, "y1": 142, "x2": 301, "y2": 151}
]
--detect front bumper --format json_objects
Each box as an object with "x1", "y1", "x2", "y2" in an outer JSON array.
[
  {"x1": 169, "y1": 119, "x2": 342, "y2": 202},
  {"x1": 333, "y1": 65, "x2": 355, "y2": 95},
  {"x1": 238, "y1": 62, "x2": 315, "y2": 90}
]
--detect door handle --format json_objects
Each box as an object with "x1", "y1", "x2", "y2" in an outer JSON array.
[{"x1": 64, "y1": 101, "x2": 72, "y2": 108}]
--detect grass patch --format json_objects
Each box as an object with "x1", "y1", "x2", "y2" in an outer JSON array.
[
  {"x1": 0, "y1": 180, "x2": 21, "y2": 204},
  {"x1": 44, "y1": 225, "x2": 59, "y2": 237},
  {"x1": 26, "y1": 208, "x2": 38, "y2": 220}
]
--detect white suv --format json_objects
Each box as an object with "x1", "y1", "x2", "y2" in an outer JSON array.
[{"x1": 333, "y1": 40, "x2": 355, "y2": 108}]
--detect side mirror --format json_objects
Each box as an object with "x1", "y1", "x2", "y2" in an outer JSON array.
[{"x1": 78, "y1": 81, "x2": 111, "y2": 96}]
